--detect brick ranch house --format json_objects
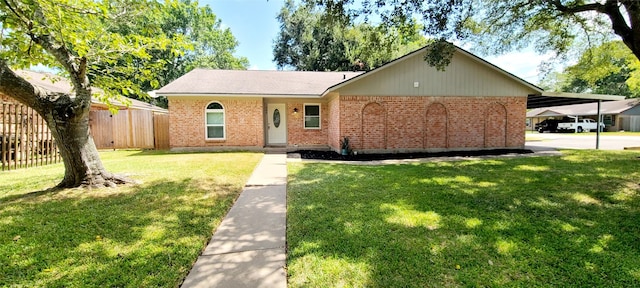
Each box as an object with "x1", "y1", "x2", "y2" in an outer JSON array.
[{"x1": 157, "y1": 46, "x2": 543, "y2": 153}]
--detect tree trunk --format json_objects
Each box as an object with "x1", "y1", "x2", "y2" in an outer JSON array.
[
  {"x1": 43, "y1": 101, "x2": 129, "y2": 188},
  {"x1": 0, "y1": 63, "x2": 130, "y2": 188}
]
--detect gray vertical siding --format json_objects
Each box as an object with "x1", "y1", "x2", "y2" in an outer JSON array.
[{"x1": 335, "y1": 50, "x2": 538, "y2": 97}]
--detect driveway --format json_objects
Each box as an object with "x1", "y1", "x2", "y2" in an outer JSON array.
[{"x1": 525, "y1": 133, "x2": 640, "y2": 150}]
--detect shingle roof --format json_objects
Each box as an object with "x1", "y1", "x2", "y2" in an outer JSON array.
[
  {"x1": 15, "y1": 70, "x2": 167, "y2": 113},
  {"x1": 157, "y1": 45, "x2": 623, "y2": 107},
  {"x1": 156, "y1": 69, "x2": 364, "y2": 96},
  {"x1": 17, "y1": 70, "x2": 74, "y2": 94},
  {"x1": 526, "y1": 98, "x2": 639, "y2": 117}
]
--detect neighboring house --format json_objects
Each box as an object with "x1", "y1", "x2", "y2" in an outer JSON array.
[
  {"x1": 526, "y1": 99, "x2": 640, "y2": 132},
  {"x1": 157, "y1": 46, "x2": 544, "y2": 153}
]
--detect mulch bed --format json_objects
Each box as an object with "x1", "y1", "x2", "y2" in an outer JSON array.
[{"x1": 288, "y1": 149, "x2": 534, "y2": 161}]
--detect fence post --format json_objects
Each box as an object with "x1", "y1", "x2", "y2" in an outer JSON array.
[
  {"x1": 19, "y1": 105, "x2": 25, "y2": 168},
  {"x1": 27, "y1": 107, "x2": 32, "y2": 167},
  {"x1": 1, "y1": 102, "x2": 6, "y2": 171},
  {"x1": 13, "y1": 103, "x2": 18, "y2": 170},
  {"x1": 0, "y1": 101, "x2": 62, "y2": 170}
]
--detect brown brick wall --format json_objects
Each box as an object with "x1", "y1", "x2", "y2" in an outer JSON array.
[
  {"x1": 361, "y1": 102, "x2": 386, "y2": 149},
  {"x1": 485, "y1": 102, "x2": 507, "y2": 147},
  {"x1": 327, "y1": 95, "x2": 341, "y2": 149},
  {"x1": 286, "y1": 101, "x2": 329, "y2": 146},
  {"x1": 168, "y1": 95, "x2": 526, "y2": 152},
  {"x1": 425, "y1": 103, "x2": 447, "y2": 148},
  {"x1": 505, "y1": 97, "x2": 527, "y2": 147},
  {"x1": 168, "y1": 98, "x2": 264, "y2": 148},
  {"x1": 337, "y1": 95, "x2": 526, "y2": 151},
  {"x1": 385, "y1": 97, "x2": 425, "y2": 149}
]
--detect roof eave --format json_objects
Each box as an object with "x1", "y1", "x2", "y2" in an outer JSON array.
[
  {"x1": 90, "y1": 100, "x2": 168, "y2": 113},
  {"x1": 540, "y1": 91, "x2": 626, "y2": 101},
  {"x1": 159, "y1": 92, "x2": 324, "y2": 98}
]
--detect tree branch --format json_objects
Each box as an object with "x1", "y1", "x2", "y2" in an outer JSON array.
[
  {"x1": 0, "y1": 60, "x2": 46, "y2": 110},
  {"x1": 1, "y1": 0, "x2": 31, "y2": 26},
  {"x1": 547, "y1": 0, "x2": 606, "y2": 14},
  {"x1": 601, "y1": 0, "x2": 634, "y2": 50},
  {"x1": 26, "y1": 3, "x2": 92, "y2": 109},
  {"x1": 546, "y1": 0, "x2": 638, "y2": 58}
]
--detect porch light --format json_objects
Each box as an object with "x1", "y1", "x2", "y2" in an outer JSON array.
[{"x1": 293, "y1": 107, "x2": 299, "y2": 114}]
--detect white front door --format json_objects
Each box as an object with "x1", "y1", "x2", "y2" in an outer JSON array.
[{"x1": 267, "y1": 103, "x2": 287, "y2": 145}]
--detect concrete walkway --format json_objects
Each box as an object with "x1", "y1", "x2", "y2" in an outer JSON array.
[{"x1": 181, "y1": 153, "x2": 287, "y2": 288}]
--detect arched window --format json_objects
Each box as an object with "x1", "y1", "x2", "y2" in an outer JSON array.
[{"x1": 205, "y1": 102, "x2": 225, "y2": 139}]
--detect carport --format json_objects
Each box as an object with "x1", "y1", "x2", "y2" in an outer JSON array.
[{"x1": 527, "y1": 92, "x2": 625, "y2": 149}]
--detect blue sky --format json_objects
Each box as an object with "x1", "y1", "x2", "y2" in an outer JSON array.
[
  {"x1": 205, "y1": 0, "x2": 547, "y2": 83},
  {"x1": 204, "y1": 0, "x2": 285, "y2": 71}
]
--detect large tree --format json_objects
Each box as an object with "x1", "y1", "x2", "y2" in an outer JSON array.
[
  {"x1": 140, "y1": 0, "x2": 248, "y2": 92},
  {"x1": 541, "y1": 41, "x2": 640, "y2": 97},
  {"x1": 274, "y1": 0, "x2": 427, "y2": 71},
  {"x1": 93, "y1": 0, "x2": 249, "y2": 107},
  {"x1": 0, "y1": 0, "x2": 181, "y2": 188},
  {"x1": 306, "y1": 0, "x2": 640, "y2": 65}
]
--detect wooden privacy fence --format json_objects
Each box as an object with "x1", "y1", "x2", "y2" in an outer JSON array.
[
  {"x1": 153, "y1": 113, "x2": 170, "y2": 150},
  {"x1": 1, "y1": 102, "x2": 60, "y2": 171},
  {"x1": 2, "y1": 102, "x2": 169, "y2": 171},
  {"x1": 89, "y1": 110, "x2": 169, "y2": 150}
]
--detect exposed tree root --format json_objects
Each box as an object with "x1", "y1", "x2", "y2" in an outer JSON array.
[{"x1": 56, "y1": 173, "x2": 135, "y2": 189}]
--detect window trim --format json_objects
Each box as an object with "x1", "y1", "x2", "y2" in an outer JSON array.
[
  {"x1": 205, "y1": 101, "x2": 226, "y2": 140},
  {"x1": 304, "y1": 103, "x2": 321, "y2": 129},
  {"x1": 604, "y1": 114, "x2": 615, "y2": 126}
]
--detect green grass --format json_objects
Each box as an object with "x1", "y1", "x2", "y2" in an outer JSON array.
[
  {"x1": 287, "y1": 150, "x2": 640, "y2": 287},
  {"x1": 0, "y1": 150, "x2": 262, "y2": 287}
]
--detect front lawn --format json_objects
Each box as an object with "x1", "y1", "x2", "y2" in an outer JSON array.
[
  {"x1": 0, "y1": 150, "x2": 262, "y2": 287},
  {"x1": 287, "y1": 150, "x2": 640, "y2": 287}
]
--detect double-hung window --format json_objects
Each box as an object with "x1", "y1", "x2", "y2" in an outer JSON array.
[
  {"x1": 304, "y1": 104, "x2": 321, "y2": 129},
  {"x1": 206, "y1": 102, "x2": 225, "y2": 139}
]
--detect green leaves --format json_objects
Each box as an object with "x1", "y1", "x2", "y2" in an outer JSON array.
[
  {"x1": 423, "y1": 39, "x2": 455, "y2": 71},
  {"x1": 1, "y1": 0, "x2": 245, "y2": 106},
  {"x1": 274, "y1": 0, "x2": 427, "y2": 71},
  {"x1": 0, "y1": 0, "x2": 177, "y2": 101},
  {"x1": 90, "y1": 0, "x2": 247, "y2": 103},
  {"x1": 303, "y1": 0, "x2": 640, "y2": 72},
  {"x1": 541, "y1": 41, "x2": 640, "y2": 97}
]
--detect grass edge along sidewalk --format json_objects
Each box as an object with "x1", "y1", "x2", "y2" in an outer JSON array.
[
  {"x1": 287, "y1": 150, "x2": 640, "y2": 287},
  {"x1": 0, "y1": 150, "x2": 262, "y2": 287}
]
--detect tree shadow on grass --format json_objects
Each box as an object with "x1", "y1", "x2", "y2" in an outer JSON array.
[
  {"x1": 0, "y1": 178, "x2": 240, "y2": 287},
  {"x1": 0, "y1": 187, "x2": 62, "y2": 203},
  {"x1": 286, "y1": 151, "x2": 640, "y2": 287}
]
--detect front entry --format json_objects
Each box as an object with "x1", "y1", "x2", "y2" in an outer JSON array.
[{"x1": 267, "y1": 103, "x2": 287, "y2": 145}]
